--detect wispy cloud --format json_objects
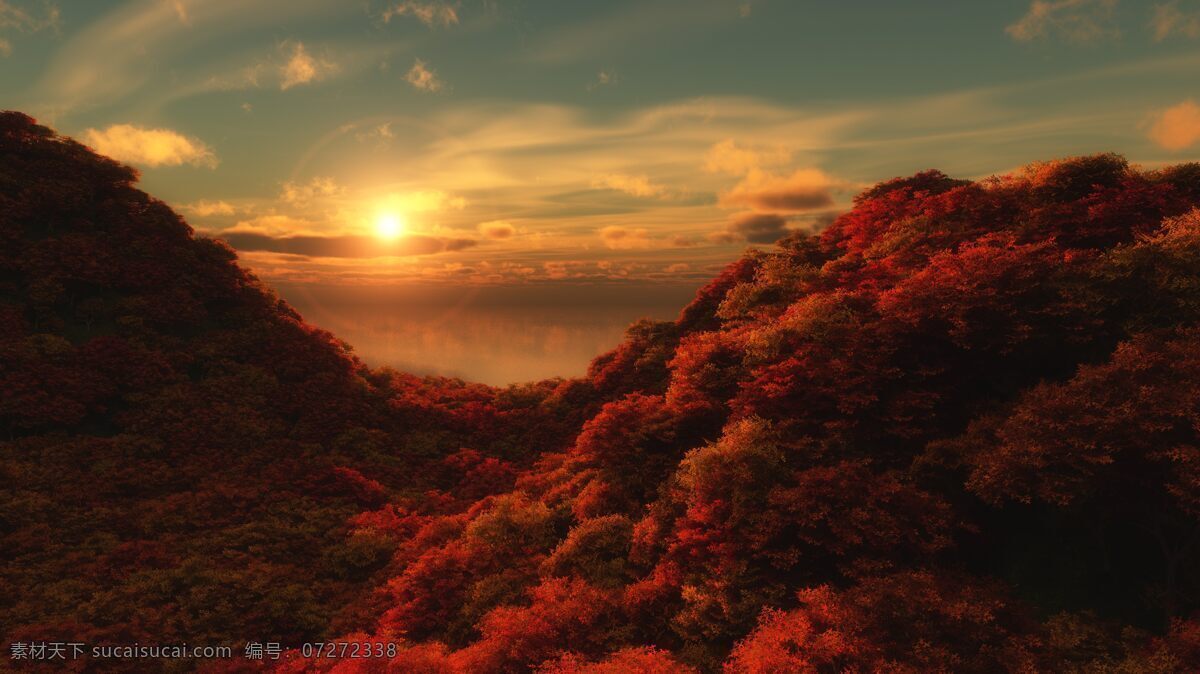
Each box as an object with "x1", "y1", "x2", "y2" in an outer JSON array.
[
  {"x1": 226, "y1": 214, "x2": 318, "y2": 237},
  {"x1": 381, "y1": 1, "x2": 458, "y2": 27},
  {"x1": 526, "y1": 0, "x2": 741, "y2": 64},
  {"x1": 1006, "y1": 0, "x2": 1118, "y2": 43},
  {"x1": 185, "y1": 40, "x2": 385, "y2": 101},
  {"x1": 405, "y1": 58, "x2": 444, "y2": 91},
  {"x1": 1148, "y1": 100, "x2": 1200, "y2": 150},
  {"x1": 185, "y1": 199, "x2": 237, "y2": 216},
  {"x1": 361, "y1": 122, "x2": 394, "y2": 139},
  {"x1": 401, "y1": 97, "x2": 860, "y2": 200},
  {"x1": 15, "y1": 1, "x2": 1194, "y2": 288},
  {"x1": 0, "y1": 0, "x2": 59, "y2": 32},
  {"x1": 249, "y1": 77, "x2": 1140, "y2": 284},
  {"x1": 82, "y1": 124, "x2": 218, "y2": 168},
  {"x1": 168, "y1": 0, "x2": 189, "y2": 24},
  {"x1": 383, "y1": 188, "x2": 467, "y2": 213},
  {"x1": 591, "y1": 173, "x2": 669, "y2": 198},
  {"x1": 0, "y1": 0, "x2": 59, "y2": 56},
  {"x1": 1151, "y1": 1, "x2": 1200, "y2": 40},
  {"x1": 23, "y1": 0, "x2": 346, "y2": 113},
  {"x1": 281, "y1": 176, "x2": 343, "y2": 204}
]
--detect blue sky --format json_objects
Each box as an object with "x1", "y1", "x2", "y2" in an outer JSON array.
[{"x1": 5, "y1": 0, "x2": 1200, "y2": 287}]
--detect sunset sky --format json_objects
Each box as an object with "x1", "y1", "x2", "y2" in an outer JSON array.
[
  {"x1": 7, "y1": 0, "x2": 1200, "y2": 381},
  {"x1": 4, "y1": 0, "x2": 1200, "y2": 287}
]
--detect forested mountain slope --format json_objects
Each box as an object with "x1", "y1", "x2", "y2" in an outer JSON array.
[
  {"x1": 284, "y1": 156, "x2": 1200, "y2": 672},
  {"x1": 2, "y1": 112, "x2": 1199, "y2": 672}
]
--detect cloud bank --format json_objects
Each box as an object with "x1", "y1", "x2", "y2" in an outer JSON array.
[{"x1": 216, "y1": 231, "x2": 477, "y2": 258}]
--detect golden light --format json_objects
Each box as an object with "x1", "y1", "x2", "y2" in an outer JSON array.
[{"x1": 375, "y1": 212, "x2": 405, "y2": 239}]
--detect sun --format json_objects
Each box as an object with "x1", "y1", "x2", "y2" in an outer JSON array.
[{"x1": 375, "y1": 212, "x2": 405, "y2": 239}]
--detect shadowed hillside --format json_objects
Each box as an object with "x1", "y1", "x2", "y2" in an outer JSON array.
[
  {"x1": 3, "y1": 113, "x2": 1200, "y2": 672},
  {"x1": 0, "y1": 113, "x2": 590, "y2": 670}
]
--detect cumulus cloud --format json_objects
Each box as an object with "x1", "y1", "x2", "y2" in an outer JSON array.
[
  {"x1": 598, "y1": 225, "x2": 650, "y2": 249},
  {"x1": 720, "y1": 167, "x2": 837, "y2": 212},
  {"x1": 1006, "y1": 0, "x2": 1118, "y2": 43},
  {"x1": 1148, "y1": 100, "x2": 1200, "y2": 150},
  {"x1": 405, "y1": 58, "x2": 444, "y2": 92},
  {"x1": 82, "y1": 124, "x2": 217, "y2": 168},
  {"x1": 382, "y1": 1, "x2": 458, "y2": 27},
  {"x1": 726, "y1": 212, "x2": 790, "y2": 243},
  {"x1": 185, "y1": 200, "x2": 237, "y2": 217},
  {"x1": 704, "y1": 139, "x2": 790, "y2": 175},
  {"x1": 280, "y1": 41, "x2": 336, "y2": 90},
  {"x1": 478, "y1": 220, "x2": 516, "y2": 239},
  {"x1": 216, "y1": 231, "x2": 477, "y2": 258},
  {"x1": 1152, "y1": 2, "x2": 1200, "y2": 40},
  {"x1": 591, "y1": 173, "x2": 669, "y2": 198}
]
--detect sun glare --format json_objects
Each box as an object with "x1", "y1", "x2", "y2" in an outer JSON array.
[{"x1": 375, "y1": 213, "x2": 405, "y2": 239}]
